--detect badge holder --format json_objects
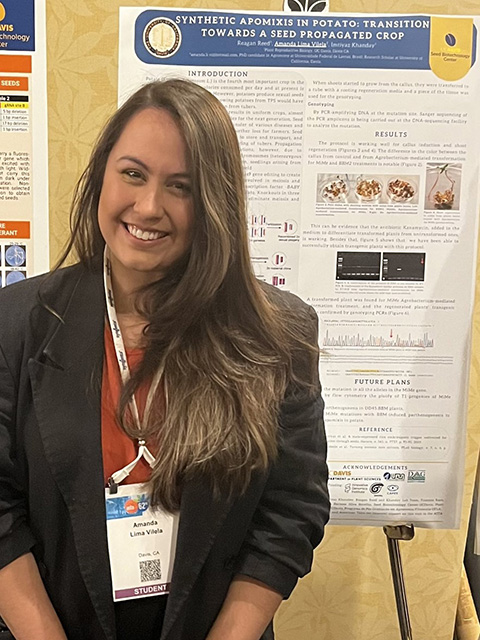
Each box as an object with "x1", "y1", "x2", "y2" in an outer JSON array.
[{"x1": 105, "y1": 447, "x2": 178, "y2": 603}]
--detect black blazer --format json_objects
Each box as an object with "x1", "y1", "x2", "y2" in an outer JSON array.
[{"x1": 0, "y1": 263, "x2": 329, "y2": 640}]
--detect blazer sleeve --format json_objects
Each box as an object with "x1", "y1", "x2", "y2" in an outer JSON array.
[
  {"x1": 235, "y1": 306, "x2": 330, "y2": 598},
  {"x1": 0, "y1": 340, "x2": 36, "y2": 570}
]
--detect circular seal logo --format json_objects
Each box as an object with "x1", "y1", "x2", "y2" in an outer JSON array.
[
  {"x1": 144, "y1": 17, "x2": 181, "y2": 58},
  {"x1": 0, "y1": 4, "x2": 6, "y2": 22}
]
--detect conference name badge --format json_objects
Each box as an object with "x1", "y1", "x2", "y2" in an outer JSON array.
[{"x1": 105, "y1": 483, "x2": 179, "y2": 601}]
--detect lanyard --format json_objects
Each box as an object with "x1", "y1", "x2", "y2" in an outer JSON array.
[{"x1": 104, "y1": 247, "x2": 161, "y2": 492}]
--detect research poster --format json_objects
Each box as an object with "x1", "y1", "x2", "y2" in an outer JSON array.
[
  {"x1": 119, "y1": 8, "x2": 480, "y2": 528},
  {"x1": 0, "y1": 0, "x2": 49, "y2": 285}
]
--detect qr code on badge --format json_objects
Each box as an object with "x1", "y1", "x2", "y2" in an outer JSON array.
[{"x1": 139, "y1": 559, "x2": 162, "y2": 583}]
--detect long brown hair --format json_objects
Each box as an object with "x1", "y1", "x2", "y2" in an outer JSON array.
[{"x1": 62, "y1": 79, "x2": 319, "y2": 510}]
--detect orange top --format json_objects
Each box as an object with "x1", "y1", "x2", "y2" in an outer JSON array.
[{"x1": 101, "y1": 324, "x2": 158, "y2": 485}]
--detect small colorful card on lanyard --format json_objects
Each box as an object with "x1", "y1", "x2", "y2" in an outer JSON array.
[{"x1": 106, "y1": 483, "x2": 179, "y2": 601}]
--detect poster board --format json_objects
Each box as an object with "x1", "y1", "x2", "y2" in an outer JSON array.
[{"x1": 118, "y1": 6, "x2": 480, "y2": 529}]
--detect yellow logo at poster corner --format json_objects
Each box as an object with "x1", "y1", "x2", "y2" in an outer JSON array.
[
  {"x1": 0, "y1": 4, "x2": 6, "y2": 22},
  {"x1": 430, "y1": 17, "x2": 474, "y2": 81}
]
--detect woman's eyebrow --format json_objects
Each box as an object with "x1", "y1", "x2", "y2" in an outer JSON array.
[
  {"x1": 116, "y1": 155, "x2": 149, "y2": 171},
  {"x1": 168, "y1": 172, "x2": 191, "y2": 179}
]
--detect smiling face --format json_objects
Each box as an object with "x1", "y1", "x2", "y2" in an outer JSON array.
[{"x1": 98, "y1": 107, "x2": 195, "y2": 296}]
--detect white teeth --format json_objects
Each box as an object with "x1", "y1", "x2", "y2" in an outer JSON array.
[{"x1": 127, "y1": 224, "x2": 165, "y2": 241}]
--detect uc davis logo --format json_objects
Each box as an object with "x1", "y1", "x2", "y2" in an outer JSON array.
[
  {"x1": 143, "y1": 17, "x2": 181, "y2": 58},
  {"x1": 0, "y1": 4, "x2": 5, "y2": 21}
]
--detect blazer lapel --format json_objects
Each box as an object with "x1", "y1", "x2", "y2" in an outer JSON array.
[{"x1": 28, "y1": 268, "x2": 116, "y2": 640}]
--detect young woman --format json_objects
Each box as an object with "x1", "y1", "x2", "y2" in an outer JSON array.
[{"x1": 0, "y1": 79, "x2": 329, "y2": 640}]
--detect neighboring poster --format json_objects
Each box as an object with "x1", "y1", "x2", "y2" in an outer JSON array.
[
  {"x1": 119, "y1": 8, "x2": 480, "y2": 529},
  {"x1": 0, "y1": 0, "x2": 49, "y2": 284}
]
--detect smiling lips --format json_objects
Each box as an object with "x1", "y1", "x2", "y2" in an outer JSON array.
[{"x1": 126, "y1": 223, "x2": 168, "y2": 242}]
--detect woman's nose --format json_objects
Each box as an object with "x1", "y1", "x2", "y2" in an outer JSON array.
[{"x1": 134, "y1": 184, "x2": 165, "y2": 219}]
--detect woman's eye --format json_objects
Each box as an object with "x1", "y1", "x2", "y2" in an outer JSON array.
[
  {"x1": 173, "y1": 182, "x2": 191, "y2": 192},
  {"x1": 123, "y1": 169, "x2": 144, "y2": 180}
]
